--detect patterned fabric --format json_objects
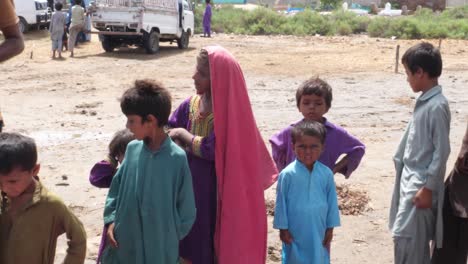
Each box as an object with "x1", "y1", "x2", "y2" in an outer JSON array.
[{"x1": 188, "y1": 96, "x2": 214, "y2": 157}]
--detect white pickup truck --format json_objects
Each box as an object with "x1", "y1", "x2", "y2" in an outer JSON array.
[
  {"x1": 14, "y1": 0, "x2": 51, "y2": 33},
  {"x1": 89, "y1": 0, "x2": 194, "y2": 54}
]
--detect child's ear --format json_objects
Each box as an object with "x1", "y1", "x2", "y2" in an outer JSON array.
[
  {"x1": 32, "y1": 164, "x2": 40, "y2": 177},
  {"x1": 415, "y1": 67, "x2": 424, "y2": 78},
  {"x1": 146, "y1": 114, "x2": 159, "y2": 127}
]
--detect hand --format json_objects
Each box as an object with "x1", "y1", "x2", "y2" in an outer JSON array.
[
  {"x1": 180, "y1": 257, "x2": 192, "y2": 264},
  {"x1": 168, "y1": 128, "x2": 181, "y2": 139},
  {"x1": 323, "y1": 228, "x2": 333, "y2": 247},
  {"x1": 280, "y1": 229, "x2": 293, "y2": 245},
  {"x1": 413, "y1": 187, "x2": 432, "y2": 209},
  {"x1": 107, "y1": 223, "x2": 118, "y2": 248}
]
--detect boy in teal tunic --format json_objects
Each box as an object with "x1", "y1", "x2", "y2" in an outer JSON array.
[
  {"x1": 274, "y1": 121, "x2": 340, "y2": 264},
  {"x1": 103, "y1": 79, "x2": 196, "y2": 264}
]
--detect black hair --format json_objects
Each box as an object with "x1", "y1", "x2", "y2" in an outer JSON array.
[
  {"x1": 120, "y1": 79, "x2": 172, "y2": 127},
  {"x1": 401, "y1": 42, "x2": 442, "y2": 78},
  {"x1": 54, "y1": 2, "x2": 63, "y2": 10},
  {"x1": 0, "y1": 133, "x2": 38, "y2": 175},
  {"x1": 108, "y1": 129, "x2": 134, "y2": 161},
  {"x1": 74, "y1": 0, "x2": 82, "y2": 5},
  {"x1": 295, "y1": 77, "x2": 333, "y2": 110},
  {"x1": 206, "y1": 0, "x2": 211, "y2": 4},
  {"x1": 291, "y1": 120, "x2": 327, "y2": 145}
]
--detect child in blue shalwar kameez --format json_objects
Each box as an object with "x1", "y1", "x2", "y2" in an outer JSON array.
[{"x1": 274, "y1": 121, "x2": 340, "y2": 264}]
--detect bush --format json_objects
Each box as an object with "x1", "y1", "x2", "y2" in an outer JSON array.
[
  {"x1": 336, "y1": 22, "x2": 353, "y2": 35},
  {"x1": 200, "y1": 5, "x2": 468, "y2": 39},
  {"x1": 368, "y1": 17, "x2": 389, "y2": 37},
  {"x1": 290, "y1": 9, "x2": 333, "y2": 35}
]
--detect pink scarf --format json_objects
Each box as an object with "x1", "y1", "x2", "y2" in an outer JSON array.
[{"x1": 206, "y1": 46, "x2": 278, "y2": 264}]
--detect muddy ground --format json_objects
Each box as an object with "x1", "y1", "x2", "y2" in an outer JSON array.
[{"x1": 0, "y1": 30, "x2": 467, "y2": 263}]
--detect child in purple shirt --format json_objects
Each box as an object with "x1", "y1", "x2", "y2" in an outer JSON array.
[
  {"x1": 270, "y1": 77, "x2": 365, "y2": 179},
  {"x1": 89, "y1": 128, "x2": 134, "y2": 263}
]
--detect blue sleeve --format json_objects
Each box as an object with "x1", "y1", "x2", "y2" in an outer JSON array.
[
  {"x1": 326, "y1": 171, "x2": 340, "y2": 228},
  {"x1": 273, "y1": 171, "x2": 289, "y2": 229}
]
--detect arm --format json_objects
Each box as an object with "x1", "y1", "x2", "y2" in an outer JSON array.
[
  {"x1": 269, "y1": 128, "x2": 289, "y2": 172},
  {"x1": 176, "y1": 158, "x2": 196, "y2": 240},
  {"x1": 168, "y1": 98, "x2": 190, "y2": 128},
  {"x1": 333, "y1": 129, "x2": 365, "y2": 178},
  {"x1": 0, "y1": 24, "x2": 24, "y2": 62},
  {"x1": 414, "y1": 104, "x2": 451, "y2": 208},
  {"x1": 104, "y1": 162, "x2": 124, "y2": 225},
  {"x1": 273, "y1": 172, "x2": 293, "y2": 244},
  {"x1": 425, "y1": 104, "x2": 451, "y2": 191},
  {"x1": 326, "y1": 170, "x2": 340, "y2": 229},
  {"x1": 59, "y1": 203, "x2": 87, "y2": 264},
  {"x1": 169, "y1": 126, "x2": 215, "y2": 161},
  {"x1": 393, "y1": 122, "x2": 410, "y2": 174},
  {"x1": 0, "y1": 0, "x2": 24, "y2": 62}
]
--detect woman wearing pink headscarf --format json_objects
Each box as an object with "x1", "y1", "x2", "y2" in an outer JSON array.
[{"x1": 169, "y1": 46, "x2": 278, "y2": 264}]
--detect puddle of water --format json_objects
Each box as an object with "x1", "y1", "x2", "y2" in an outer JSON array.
[{"x1": 29, "y1": 131, "x2": 111, "y2": 147}]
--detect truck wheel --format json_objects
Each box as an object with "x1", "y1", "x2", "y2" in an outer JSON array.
[
  {"x1": 102, "y1": 36, "x2": 115, "y2": 52},
  {"x1": 144, "y1": 31, "x2": 159, "y2": 54},
  {"x1": 177, "y1": 30, "x2": 189, "y2": 49},
  {"x1": 18, "y1": 17, "x2": 29, "y2": 34}
]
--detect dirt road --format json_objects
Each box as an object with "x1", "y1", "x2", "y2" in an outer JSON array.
[{"x1": 1, "y1": 30, "x2": 467, "y2": 263}]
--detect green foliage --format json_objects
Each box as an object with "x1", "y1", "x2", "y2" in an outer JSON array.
[
  {"x1": 319, "y1": 0, "x2": 342, "y2": 9},
  {"x1": 199, "y1": 5, "x2": 468, "y2": 39}
]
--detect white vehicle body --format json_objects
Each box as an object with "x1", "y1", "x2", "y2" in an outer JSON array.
[
  {"x1": 89, "y1": 0, "x2": 194, "y2": 53},
  {"x1": 14, "y1": 0, "x2": 51, "y2": 33}
]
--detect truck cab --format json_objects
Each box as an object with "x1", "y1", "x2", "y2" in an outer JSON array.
[{"x1": 14, "y1": 0, "x2": 51, "y2": 33}]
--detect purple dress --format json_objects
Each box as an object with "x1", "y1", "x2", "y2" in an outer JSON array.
[
  {"x1": 169, "y1": 96, "x2": 217, "y2": 264},
  {"x1": 270, "y1": 118, "x2": 366, "y2": 177},
  {"x1": 89, "y1": 160, "x2": 116, "y2": 264},
  {"x1": 203, "y1": 4, "x2": 212, "y2": 36}
]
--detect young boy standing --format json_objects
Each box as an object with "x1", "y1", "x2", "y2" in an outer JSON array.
[
  {"x1": 0, "y1": 133, "x2": 87, "y2": 264},
  {"x1": 270, "y1": 77, "x2": 365, "y2": 178},
  {"x1": 102, "y1": 79, "x2": 196, "y2": 263},
  {"x1": 274, "y1": 121, "x2": 340, "y2": 264},
  {"x1": 389, "y1": 42, "x2": 451, "y2": 264},
  {"x1": 49, "y1": 2, "x2": 67, "y2": 59}
]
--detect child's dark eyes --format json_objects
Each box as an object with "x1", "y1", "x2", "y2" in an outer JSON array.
[{"x1": 296, "y1": 144, "x2": 320, "y2": 150}]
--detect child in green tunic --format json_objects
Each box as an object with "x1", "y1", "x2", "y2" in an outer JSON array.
[
  {"x1": 0, "y1": 132, "x2": 87, "y2": 264},
  {"x1": 103, "y1": 79, "x2": 197, "y2": 264}
]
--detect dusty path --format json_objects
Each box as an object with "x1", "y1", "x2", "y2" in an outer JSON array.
[{"x1": 1, "y1": 31, "x2": 467, "y2": 263}]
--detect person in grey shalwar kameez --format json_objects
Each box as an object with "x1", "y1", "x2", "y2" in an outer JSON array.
[
  {"x1": 389, "y1": 42, "x2": 451, "y2": 264},
  {"x1": 432, "y1": 123, "x2": 468, "y2": 264},
  {"x1": 49, "y1": 2, "x2": 67, "y2": 59}
]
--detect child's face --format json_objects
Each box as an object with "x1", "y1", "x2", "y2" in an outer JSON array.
[
  {"x1": 293, "y1": 135, "x2": 323, "y2": 170},
  {"x1": 0, "y1": 165, "x2": 39, "y2": 198},
  {"x1": 298, "y1": 94, "x2": 328, "y2": 122},
  {"x1": 126, "y1": 115, "x2": 153, "y2": 141},
  {"x1": 404, "y1": 64, "x2": 424, "y2": 93},
  {"x1": 192, "y1": 63, "x2": 211, "y2": 95}
]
